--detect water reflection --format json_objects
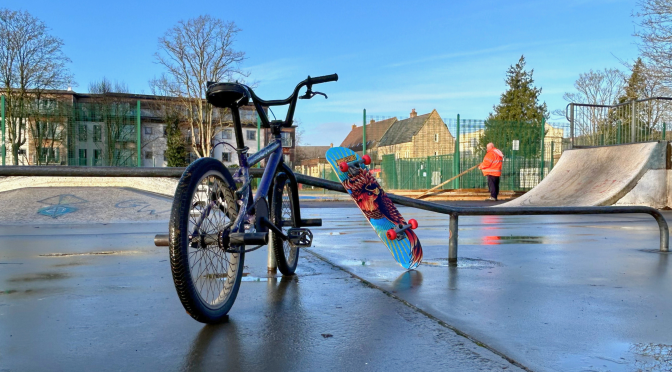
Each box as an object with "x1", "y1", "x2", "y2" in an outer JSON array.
[
  {"x1": 180, "y1": 276, "x2": 301, "y2": 372},
  {"x1": 656, "y1": 252, "x2": 669, "y2": 278},
  {"x1": 481, "y1": 235, "x2": 545, "y2": 245},
  {"x1": 481, "y1": 215, "x2": 503, "y2": 230},
  {"x1": 392, "y1": 270, "x2": 423, "y2": 291},
  {"x1": 181, "y1": 320, "x2": 242, "y2": 372}
]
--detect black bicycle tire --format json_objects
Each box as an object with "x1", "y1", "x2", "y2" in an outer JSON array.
[
  {"x1": 169, "y1": 157, "x2": 244, "y2": 323},
  {"x1": 270, "y1": 174, "x2": 299, "y2": 275}
]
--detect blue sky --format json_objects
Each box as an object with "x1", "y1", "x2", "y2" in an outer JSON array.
[{"x1": 6, "y1": 0, "x2": 639, "y2": 145}]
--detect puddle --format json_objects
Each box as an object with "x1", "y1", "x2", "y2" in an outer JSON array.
[
  {"x1": 340, "y1": 259, "x2": 372, "y2": 266},
  {"x1": 52, "y1": 261, "x2": 87, "y2": 267},
  {"x1": 241, "y1": 276, "x2": 268, "y2": 282},
  {"x1": 557, "y1": 342, "x2": 672, "y2": 372},
  {"x1": 8, "y1": 272, "x2": 70, "y2": 282},
  {"x1": 421, "y1": 257, "x2": 502, "y2": 269},
  {"x1": 39, "y1": 250, "x2": 142, "y2": 257}
]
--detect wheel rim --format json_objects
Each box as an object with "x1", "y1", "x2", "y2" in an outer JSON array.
[
  {"x1": 280, "y1": 180, "x2": 297, "y2": 266},
  {"x1": 187, "y1": 172, "x2": 239, "y2": 309}
]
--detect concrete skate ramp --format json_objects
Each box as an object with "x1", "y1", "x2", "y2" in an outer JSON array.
[{"x1": 501, "y1": 141, "x2": 667, "y2": 207}]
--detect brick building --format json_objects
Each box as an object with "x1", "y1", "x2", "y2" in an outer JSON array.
[
  {"x1": 0, "y1": 90, "x2": 288, "y2": 167},
  {"x1": 377, "y1": 109, "x2": 455, "y2": 159}
]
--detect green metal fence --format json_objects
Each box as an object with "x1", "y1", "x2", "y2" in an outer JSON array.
[
  {"x1": 569, "y1": 98, "x2": 672, "y2": 146},
  {"x1": 379, "y1": 118, "x2": 570, "y2": 192}
]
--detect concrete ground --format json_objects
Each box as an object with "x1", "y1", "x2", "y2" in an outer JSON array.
[{"x1": 1, "y1": 187, "x2": 671, "y2": 371}]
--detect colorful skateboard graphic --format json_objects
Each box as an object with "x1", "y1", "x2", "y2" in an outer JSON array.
[{"x1": 326, "y1": 147, "x2": 423, "y2": 269}]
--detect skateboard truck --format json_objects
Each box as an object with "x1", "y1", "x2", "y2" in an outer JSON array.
[
  {"x1": 339, "y1": 155, "x2": 371, "y2": 173},
  {"x1": 386, "y1": 219, "x2": 418, "y2": 240}
]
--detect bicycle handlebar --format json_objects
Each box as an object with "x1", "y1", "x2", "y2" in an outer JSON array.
[{"x1": 307, "y1": 74, "x2": 338, "y2": 85}]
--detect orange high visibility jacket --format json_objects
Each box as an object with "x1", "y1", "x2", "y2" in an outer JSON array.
[{"x1": 480, "y1": 148, "x2": 504, "y2": 176}]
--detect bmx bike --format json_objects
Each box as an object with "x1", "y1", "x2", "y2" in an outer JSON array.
[{"x1": 154, "y1": 74, "x2": 338, "y2": 323}]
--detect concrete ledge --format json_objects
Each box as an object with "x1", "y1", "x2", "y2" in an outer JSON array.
[{"x1": 0, "y1": 176, "x2": 178, "y2": 197}]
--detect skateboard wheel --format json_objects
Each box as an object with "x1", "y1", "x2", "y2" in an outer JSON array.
[
  {"x1": 409, "y1": 219, "x2": 418, "y2": 229},
  {"x1": 386, "y1": 229, "x2": 397, "y2": 240},
  {"x1": 339, "y1": 162, "x2": 349, "y2": 172},
  {"x1": 362, "y1": 155, "x2": 371, "y2": 165}
]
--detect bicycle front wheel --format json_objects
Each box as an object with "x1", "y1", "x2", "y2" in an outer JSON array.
[
  {"x1": 169, "y1": 157, "x2": 244, "y2": 323},
  {"x1": 270, "y1": 174, "x2": 299, "y2": 275}
]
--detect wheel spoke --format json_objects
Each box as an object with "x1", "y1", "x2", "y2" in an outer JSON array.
[{"x1": 185, "y1": 172, "x2": 238, "y2": 307}]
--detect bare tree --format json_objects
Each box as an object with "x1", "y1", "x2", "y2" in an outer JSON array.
[
  {"x1": 88, "y1": 77, "x2": 130, "y2": 94},
  {"x1": 634, "y1": 0, "x2": 672, "y2": 84},
  {"x1": 84, "y1": 78, "x2": 141, "y2": 166},
  {"x1": 553, "y1": 68, "x2": 625, "y2": 141},
  {"x1": 0, "y1": 9, "x2": 73, "y2": 165},
  {"x1": 151, "y1": 15, "x2": 248, "y2": 159}
]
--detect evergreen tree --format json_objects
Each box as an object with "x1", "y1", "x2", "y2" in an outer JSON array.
[
  {"x1": 618, "y1": 58, "x2": 646, "y2": 103},
  {"x1": 480, "y1": 55, "x2": 548, "y2": 157},
  {"x1": 164, "y1": 115, "x2": 188, "y2": 167}
]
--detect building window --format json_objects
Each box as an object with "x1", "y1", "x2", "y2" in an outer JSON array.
[
  {"x1": 405, "y1": 151, "x2": 410, "y2": 158},
  {"x1": 222, "y1": 152, "x2": 231, "y2": 162},
  {"x1": 434, "y1": 133, "x2": 439, "y2": 142},
  {"x1": 78, "y1": 125, "x2": 87, "y2": 142},
  {"x1": 78, "y1": 149, "x2": 87, "y2": 166},
  {"x1": 144, "y1": 127, "x2": 152, "y2": 135},
  {"x1": 281, "y1": 132, "x2": 292, "y2": 147},
  {"x1": 145, "y1": 151, "x2": 153, "y2": 160},
  {"x1": 246, "y1": 130, "x2": 256, "y2": 141},
  {"x1": 434, "y1": 151, "x2": 438, "y2": 156},
  {"x1": 93, "y1": 125, "x2": 102, "y2": 143},
  {"x1": 221, "y1": 129, "x2": 232, "y2": 139},
  {"x1": 93, "y1": 149, "x2": 102, "y2": 166}
]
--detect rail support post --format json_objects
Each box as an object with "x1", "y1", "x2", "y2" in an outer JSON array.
[
  {"x1": 449, "y1": 214, "x2": 458, "y2": 263},
  {"x1": 268, "y1": 236, "x2": 277, "y2": 273},
  {"x1": 652, "y1": 210, "x2": 670, "y2": 252}
]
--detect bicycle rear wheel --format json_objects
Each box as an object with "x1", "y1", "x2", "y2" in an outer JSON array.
[
  {"x1": 169, "y1": 158, "x2": 244, "y2": 323},
  {"x1": 270, "y1": 174, "x2": 299, "y2": 275}
]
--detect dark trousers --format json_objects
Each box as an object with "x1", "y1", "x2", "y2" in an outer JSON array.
[{"x1": 487, "y1": 175, "x2": 500, "y2": 199}]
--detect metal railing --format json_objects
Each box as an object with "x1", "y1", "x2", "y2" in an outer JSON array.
[
  {"x1": 0, "y1": 166, "x2": 668, "y2": 261},
  {"x1": 567, "y1": 97, "x2": 672, "y2": 147}
]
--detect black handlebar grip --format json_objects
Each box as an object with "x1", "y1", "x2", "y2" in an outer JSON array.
[{"x1": 309, "y1": 74, "x2": 338, "y2": 85}]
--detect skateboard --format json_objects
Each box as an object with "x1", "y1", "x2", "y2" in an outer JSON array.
[{"x1": 326, "y1": 147, "x2": 423, "y2": 269}]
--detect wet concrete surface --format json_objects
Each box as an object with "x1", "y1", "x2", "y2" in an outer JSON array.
[
  {"x1": 0, "y1": 223, "x2": 522, "y2": 372},
  {"x1": 2, "y1": 187, "x2": 672, "y2": 371},
  {"x1": 0, "y1": 187, "x2": 171, "y2": 224},
  {"x1": 304, "y1": 208, "x2": 672, "y2": 372}
]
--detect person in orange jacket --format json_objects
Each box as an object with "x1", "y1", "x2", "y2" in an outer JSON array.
[{"x1": 479, "y1": 143, "x2": 504, "y2": 201}]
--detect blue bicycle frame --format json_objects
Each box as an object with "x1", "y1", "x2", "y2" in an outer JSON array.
[{"x1": 208, "y1": 74, "x2": 339, "y2": 239}]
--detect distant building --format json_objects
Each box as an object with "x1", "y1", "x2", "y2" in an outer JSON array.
[
  {"x1": 293, "y1": 144, "x2": 334, "y2": 179},
  {"x1": 0, "y1": 89, "x2": 276, "y2": 167},
  {"x1": 340, "y1": 117, "x2": 397, "y2": 158},
  {"x1": 377, "y1": 109, "x2": 455, "y2": 159}
]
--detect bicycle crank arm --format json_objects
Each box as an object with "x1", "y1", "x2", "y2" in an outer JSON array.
[{"x1": 154, "y1": 233, "x2": 221, "y2": 247}]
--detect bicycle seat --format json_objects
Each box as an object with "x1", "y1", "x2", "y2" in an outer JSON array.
[{"x1": 206, "y1": 82, "x2": 250, "y2": 108}]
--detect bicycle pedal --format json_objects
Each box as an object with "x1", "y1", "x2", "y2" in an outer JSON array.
[{"x1": 287, "y1": 228, "x2": 313, "y2": 248}]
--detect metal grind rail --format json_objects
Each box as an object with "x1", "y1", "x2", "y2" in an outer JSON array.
[{"x1": 1, "y1": 166, "x2": 668, "y2": 261}]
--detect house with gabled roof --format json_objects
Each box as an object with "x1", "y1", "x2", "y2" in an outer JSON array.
[
  {"x1": 377, "y1": 109, "x2": 455, "y2": 159},
  {"x1": 340, "y1": 117, "x2": 397, "y2": 157}
]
